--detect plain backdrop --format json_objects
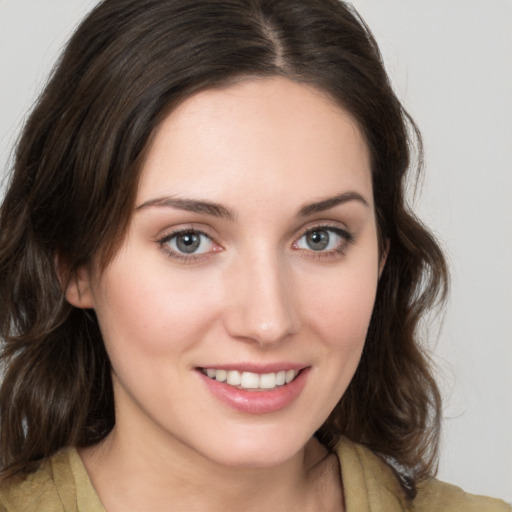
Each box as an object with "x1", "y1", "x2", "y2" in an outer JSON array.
[{"x1": 1, "y1": 0, "x2": 511, "y2": 503}]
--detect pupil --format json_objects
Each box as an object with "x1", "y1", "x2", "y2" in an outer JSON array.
[
  {"x1": 177, "y1": 232, "x2": 200, "y2": 253},
  {"x1": 307, "y1": 230, "x2": 329, "y2": 250}
]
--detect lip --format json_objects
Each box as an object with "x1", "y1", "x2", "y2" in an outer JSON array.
[
  {"x1": 198, "y1": 362, "x2": 306, "y2": 373},
  {"x1": 197, "y1": 365, "x2": 310, "y2": 414}
]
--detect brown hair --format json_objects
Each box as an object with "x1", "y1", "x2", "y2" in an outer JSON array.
[{"x1": 0, "y1": 0, "x2": 448, "y2": 496}]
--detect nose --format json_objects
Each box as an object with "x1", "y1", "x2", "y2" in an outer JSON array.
[{"x1": 223, "y1": 250, "x2": 300, "y2": 347}]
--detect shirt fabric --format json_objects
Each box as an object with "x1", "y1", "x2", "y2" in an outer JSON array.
[{"x1": 0, "y1": 438, "x2": 509, "y2": 511}]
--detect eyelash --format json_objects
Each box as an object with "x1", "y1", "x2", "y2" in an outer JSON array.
[
  {"x1": 158, "y1": 227, "x2": 219, "y2": 263},
  {"x1": 292, "y1": 225, "x2": 354, "y2": 259},
  {"x1": 157, "y1": 225, "x2": 354, "y2": 263}
]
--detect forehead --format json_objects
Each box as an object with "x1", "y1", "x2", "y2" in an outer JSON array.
[{"x1": 138, "y1": 77, "x2": 373, "y2": 209}]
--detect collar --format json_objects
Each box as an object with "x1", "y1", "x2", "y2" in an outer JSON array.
[{"x1": 335, "y1": 438, "x2": 408, "y2": 512}]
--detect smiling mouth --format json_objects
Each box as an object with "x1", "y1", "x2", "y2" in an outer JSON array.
[{"x1": 200, "y1": 368, "x2": 300, "y2": 391}]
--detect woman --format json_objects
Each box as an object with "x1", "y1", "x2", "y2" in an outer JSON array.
[{"x1": 0, "y1": 0, "x2": 508, "y2": 510}]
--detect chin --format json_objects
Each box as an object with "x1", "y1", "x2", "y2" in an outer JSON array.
[
  {"x1": 198, "y1": 426, "x2": 313, "y2": 469},
  {"x1": 208, "y1": 447, "x2": 300, "y2": 469}
]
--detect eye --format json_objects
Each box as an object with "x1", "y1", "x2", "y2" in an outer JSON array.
[
  {"x1": 160, "y1": 229, "x2": 217, "y2": 258},
  {"x1": 293, "y1": 226, "x2": 352, "y2": 254}
]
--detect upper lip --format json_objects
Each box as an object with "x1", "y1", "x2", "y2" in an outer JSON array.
[{"x1": 197, "y1": 362, "x2": 308, "y2": 373}]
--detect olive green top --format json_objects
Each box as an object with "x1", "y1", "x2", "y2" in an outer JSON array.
[{"x1": 0, "y1": 438, "x2": 509, "y2": 511}]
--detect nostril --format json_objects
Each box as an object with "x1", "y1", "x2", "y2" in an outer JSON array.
[{"x1": 221, "y1": 260, "x2": 300, "y2": 345}]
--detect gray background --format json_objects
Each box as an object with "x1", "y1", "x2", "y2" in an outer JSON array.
[{"x1": 1, "y1": 0, "x2": 511, "y2": 502}]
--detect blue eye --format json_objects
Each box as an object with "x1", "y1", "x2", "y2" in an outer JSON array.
[
  {"x1": 295, "y1": 227, "x2": 351, "y2": 253},
  {"x1": 163, "y1": 230, "x2": 215, "y2": 255}
]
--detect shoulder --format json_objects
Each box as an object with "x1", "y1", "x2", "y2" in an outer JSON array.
[
  {"x1": 0, "y1": 449, "x2": 77, "y2": 512},
  {"x1": 335, "y1": 438, "x2": 511, "y2": 512},
  {"x1": 413, "y1": 479, "x2": 511, "y2": 512}
]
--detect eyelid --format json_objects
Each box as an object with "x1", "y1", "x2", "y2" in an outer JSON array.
[
  {"x1": 293, "y1": 220, "x2": 352, "y2": 241},
  {"x1": 292, "y1": 223, "x2": 354, "y2": 257},
  {"x1": 156, "y1": 225, "x2": 223, "y2": 262},
  {"x1": 154, "y1": 221, "x2": 354, "y2": 263}
]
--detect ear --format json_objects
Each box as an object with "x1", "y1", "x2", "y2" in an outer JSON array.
[
  {"x1": 64, "y1": 265, "x2": 95, "y2": 309},
  {"x1": 55, "y1": 253, "x2": 95, "y2": 309}
]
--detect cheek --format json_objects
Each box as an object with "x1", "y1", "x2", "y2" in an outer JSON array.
[
  {"x1": 300, "y1": 261, "x2": 378, "y2": 350},
  {"x1": 292, "y1": 259, "x2": 379, "y2": 424},
  {"x1": 91, "y1": 256, "x2": 226, "y2": 363}
]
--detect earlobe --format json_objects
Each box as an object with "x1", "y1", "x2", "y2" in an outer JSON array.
[{"x1": 63, "y1": 265, "x2": 95, "y2": 309}]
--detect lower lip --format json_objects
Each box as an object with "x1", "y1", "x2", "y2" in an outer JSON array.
[{"x1": 198, "y1": 368, "x2": 310, "y2": 414}]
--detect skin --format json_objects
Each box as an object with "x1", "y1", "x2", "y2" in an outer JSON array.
[{"x1": 67, "y1": 77, "x2": 383, "y2": 511}]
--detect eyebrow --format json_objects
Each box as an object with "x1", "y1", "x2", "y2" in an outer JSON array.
[
  {"x1": 136, "y1": 196, "x2": 235, "y2": 220},
  {"x1": 297, "y1": 191, "x2": 369, "y2": 217},
  {"x1": 136, "y1": 190, "x2": 368, "y2": 220}
]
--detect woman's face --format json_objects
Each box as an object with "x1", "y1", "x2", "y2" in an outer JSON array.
[{"x1": 70, "y1": 77, "x2": 382, "y2": 468}]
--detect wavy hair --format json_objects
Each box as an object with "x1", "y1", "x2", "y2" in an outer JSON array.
[{"x1": 0, "y1": 0, "x2": 448, "y2": 496}]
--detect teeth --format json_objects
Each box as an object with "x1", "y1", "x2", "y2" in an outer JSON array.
[
  {"x1": 202, "y1": 368, "x2": 300, "y2": 390},
  {"x1": 259, "y1": 372, "x2": 276, "y2": 389},
  {"x1": 215, "y1": 369, "x2": 227, "y2": 382},
  {"x1": 226, "y1": 370, "x2": 241, "y2": 386},
  {"x1": 240, "y1": 372, "x2": 259, "y2": 389},
  {"x1": 276, "y1": 370, "x2": 286, "y2": 386},
  {"x1": 285, "y1": 369, "x2": 296, "y2": 384}
]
